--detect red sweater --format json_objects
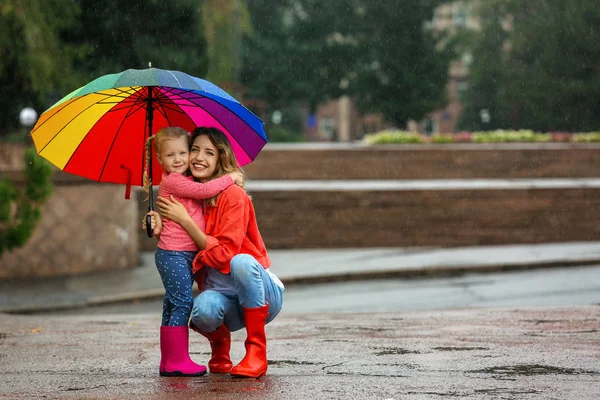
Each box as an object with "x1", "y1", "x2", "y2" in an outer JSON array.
[{"x1": 192, "y1": 185, "x2": 270, "y2": 276}]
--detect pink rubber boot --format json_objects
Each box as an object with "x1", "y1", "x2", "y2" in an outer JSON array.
[{"x1": 159, "y1": 326, "x2": 207, "y2": 377}]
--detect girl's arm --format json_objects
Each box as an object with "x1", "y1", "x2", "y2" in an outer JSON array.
[
  {"x1": 157, "y1": 195, "x2": 207, "y2": 249},
  {"x1": 157, "y1": 191, "x2": 247, "y2": 273},
  {"x1": 161, "y1": 173, "x2": 233, "y2": 200}
]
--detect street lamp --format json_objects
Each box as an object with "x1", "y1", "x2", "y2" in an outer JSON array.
[
  {"x1": 19, "y1": 107, "x2": 38, "y2": 142},
  {"x1": 479, "y1": 108, "x2": 491, "y2": 125},
  {"x1": 19, "y1": 107, "x2": 38, "y2": 129},
  {"x1": 272, "y1": 110, "x2": 282, "y2": 125}
]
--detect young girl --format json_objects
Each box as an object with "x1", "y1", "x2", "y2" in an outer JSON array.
[
  {"x1": 156, "y1": 127, "x2": 284, "y2": 378},
  {"x1": 143, "y1": 126, "x2": 241, "y2": 377}
]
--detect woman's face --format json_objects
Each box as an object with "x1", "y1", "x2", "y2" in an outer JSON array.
[{"x1": 189, "y1": 135, "x2": 218, "y2": 182}]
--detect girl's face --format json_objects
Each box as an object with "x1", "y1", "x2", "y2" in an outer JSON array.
[
  {"x1": 156, "y1": 137, "x2": 189, "y2": 175},
  {"x1": 189, "y1": 135, "x2": 218, "y2": 182}
]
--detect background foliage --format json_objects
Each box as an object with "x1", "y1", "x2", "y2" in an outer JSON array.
[
  {"x1": 0, "y1": 148, "x2": 54, "y2": 256},
  {"x1": 457, "y1": 0, "x2": 600, "y2": 132},
  {"x1": 242, "y1": 0, "x2": 450, "y2": 129}
]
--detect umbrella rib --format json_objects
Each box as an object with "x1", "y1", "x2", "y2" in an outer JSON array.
[
  {"x1": 153, "y1": 102, "x2": 172, "y2": 124},
  {"x1": 30, "y1": 96, "x2": 79, "y2": 135},
  {"x1": 37, "y1": 94, "x2": 133, "y2": 154},
  {"x1": 97, "y1": 93, "x2": 148, "y2": 183},
  {"x1": 153, "y1": 90, "x2": 190, "y2": 115},
  {"x1": 32, "y1": 89, "x2": 140, "y2": 135},
  {"x1": 152, "y1": 90, "x2": 198, "y2": 138},
  {"x1": 165, "y1": 89, "x2": 264, "y2": 162},
  {"x1": 61, "y1": 94, "x2": 144, "y2": 181},
  {"x1": 156, "y1": 101, "x2": 189, "y2": 115},
  {"x1": 166, "y1": 87, "x2": 266, "y2": 142},
  {"x1": 108, "y1": 98, "x2": 147, "y2": 115}
]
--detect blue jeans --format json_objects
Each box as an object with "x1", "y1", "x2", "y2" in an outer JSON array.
[
  {"x1": 155, "y1": 248, "x2": 196, "y2": 326},
  {"x1": 191, "y1": 254, "x2": 284, "y2": 333}
]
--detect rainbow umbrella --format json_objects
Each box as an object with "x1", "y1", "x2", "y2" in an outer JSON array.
[{"x1": 30, "y1": 68, "x2": 267, "y2": 236}]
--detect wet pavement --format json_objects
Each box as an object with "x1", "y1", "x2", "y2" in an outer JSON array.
[{"x1": 1, "y1": 307, "x2": 599, "y2": 399}]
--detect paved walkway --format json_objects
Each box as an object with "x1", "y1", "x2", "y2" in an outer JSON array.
[
  {"x1": 1, "y1": 242, "x2": 600, "y2": 314},
  {"x1": 0, "y1": 307, "x2": 598, "y2": 399}
]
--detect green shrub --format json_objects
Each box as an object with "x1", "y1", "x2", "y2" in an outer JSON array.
[
  {"x1": 363, "y1": 129, "x2": 599, "y2": 144},
  {"x1": 266, "y1": 126, "x2": 304, "y2": 143},
  {"x1": 0, "y1": 148, "x2": 54, "y2": 256},
  {"x1": 364, "y1": 130, "x2": 424, "y2": 144},
  {"x1": 472, "y1": 130, "x2": 550, "y2": 143},
  {"x1": 431, "y1": 134, "x2": 454, "y2": 144},
  {"x1": 573, "y1": 132, "x2": 600, "y2": 142}
]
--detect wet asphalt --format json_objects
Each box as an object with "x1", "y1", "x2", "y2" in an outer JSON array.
[{"x1": 1, "y1": 307, "x2": 599, "y2": 399}]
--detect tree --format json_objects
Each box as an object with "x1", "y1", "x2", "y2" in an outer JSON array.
[
  {"x1": 350, "y1": 0, "x2": 451, "y2": 127},
  {"x1": 242, "y1": 0, "x2": 450, "y2": 127},
  {"x1": 458, "y1": 0, "x2": 600, "y2": 131},
  {"x1": 0, "y1": 148, "x2": 54, "y2": 256},
  {"x1": 0, "y1": 0, "x2": 83, "y2": 134},
  {"x1": 243, "y1": 0, "x2": 348, "y2": 112},
  {"x1": 456, "y1": 1, "x2": 511, "y2": 130},
  {"x1": 202, "y1": 0, "x2": 252, "y2": 89},
  {"x1": 63, "y1": 0, "x2": 209, "y2": 81}
]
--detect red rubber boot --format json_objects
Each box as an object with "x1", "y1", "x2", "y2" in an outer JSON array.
[
  {"x1": 230, "y1": 304, "x2": 269, "y2": 378},
  {"x1": 190, "y1": 322, "x2": 233, "y2": 373}
]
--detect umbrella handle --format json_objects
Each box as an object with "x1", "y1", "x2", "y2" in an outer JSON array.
[{"x1": 146, "y1": 214, "x2": 154, "y2": 238}]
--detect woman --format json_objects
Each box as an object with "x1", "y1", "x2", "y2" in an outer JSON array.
[{"x1": 156, "y1": 127, "x2": 284, "y2": 378}]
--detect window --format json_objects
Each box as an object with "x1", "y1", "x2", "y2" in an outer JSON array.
[{"x1": 318, "y1": 118, "x2": 336, "y2": 140}]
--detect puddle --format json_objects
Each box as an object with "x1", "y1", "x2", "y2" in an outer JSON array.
[
  {"x1": 189, "y1": 351, "x2": 211, "y2": 356},
  {"x1": 374, "y1": 347, "x2": 421, "y2": 355},
  {"x1": 316, "y1": 326, "x2": 390, "y2": 333},
  {"x1": 433, "y1": 346, "x2": 489, "y2": 351},
  {"x1": 476, "y1": 388, "x2": 539, "y2": 395},
  {"x1": 269, "y1": 359, "x2": 323, "y2": 366},
  {"x1": 406, "y1": 391, "x2": 463, "y2": 397},
  {"x1": 87, "y1": 321, "x2": 122, "y2": 325},
  {"x1": 521, "y1": 319, "x2": 568, "y2": 325},
  {"x1": 471, "y1": 364, "x2": 597, "y2": 376}
]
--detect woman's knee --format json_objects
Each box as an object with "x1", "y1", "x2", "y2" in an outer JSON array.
[
  {"x1": 191, "y1": 291, "x2": 225, "y2": 332},
  {"x1": 230, "y1": 254, "x2": 260, "y2": 281}
]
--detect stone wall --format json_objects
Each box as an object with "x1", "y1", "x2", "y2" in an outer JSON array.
[
  {"x1": 0, "y1": 171, "x2": 138, "y2": 280},
  {"x1": 251, "y1": 189, "x2": 600, "y2": 248},
  {"x1": 139, "y1": 143, "x2": 600, "y2": 251},
  {"x1": 243, "y1": 143, "x2": 600, "y2": 179}
]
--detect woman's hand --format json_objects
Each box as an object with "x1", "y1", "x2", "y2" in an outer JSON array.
[
  {"x1": 157, "y1": 195, "x2": 192, "y2": 225},
  {"x1": 229, "y1": 171, "x2": 245, "y2": 187},
  {"x1": 158, "y1": 195, "x2": 207, "y2": 249},
  {"x1": 142, "y1": 210, "x2": 163, "y2": 237}
]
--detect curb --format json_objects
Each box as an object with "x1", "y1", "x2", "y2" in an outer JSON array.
[
  {"x1": 2, "y1": 258, "x2": 599, "y2": 315},
  {"x1": 280, "y1": 258, "x2": 600, "y2": 285}
]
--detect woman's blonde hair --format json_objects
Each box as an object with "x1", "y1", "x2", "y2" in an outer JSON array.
[
  {"x1": 190, "y1": 127, "x2": 246, "y2": 206},
  {"x1": 143, "y1": 126, "x2": 190, "y2": 198}
]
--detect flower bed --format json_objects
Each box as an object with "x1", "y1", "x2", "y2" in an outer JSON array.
[{"x1": 364, "y1": 130, "x2": 600, "y2": 144}]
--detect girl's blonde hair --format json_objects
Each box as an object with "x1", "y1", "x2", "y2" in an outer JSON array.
[
  {"x1": 190, "y1": 127, "x2": 246, "y2": 206},
  {"x1": 143, "y1": 126, "x2": 190, "y2": 197}
]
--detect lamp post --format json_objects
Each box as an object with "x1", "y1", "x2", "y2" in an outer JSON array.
[
  {"x1": 19, "y1": 107, "x2": 38, "y2": 142},
  {"x1": 479, "y1": 108, "x2": 491, "y2": 125}
]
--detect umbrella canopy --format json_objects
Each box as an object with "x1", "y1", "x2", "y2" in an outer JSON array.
[{"x1": 30, "y1": 68, "x2": 267, "y2": 188}]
